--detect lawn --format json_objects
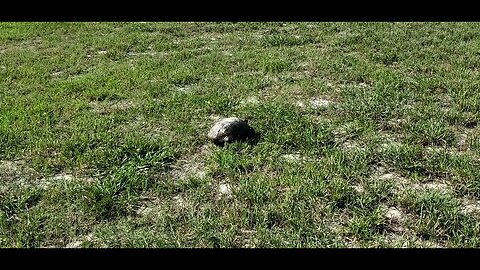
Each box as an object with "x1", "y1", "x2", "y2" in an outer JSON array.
[{"x1": 1, "y1": 22, "x2": 480, "y2": 247}]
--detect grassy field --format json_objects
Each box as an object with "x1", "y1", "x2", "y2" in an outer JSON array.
[{"x1": 1, "y1": 22, "x2": 480, "y2": 248}]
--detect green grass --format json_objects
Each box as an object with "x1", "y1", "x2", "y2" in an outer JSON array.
[{"x1": 1, "y1": 22, "x2": 480, "y2": 247}]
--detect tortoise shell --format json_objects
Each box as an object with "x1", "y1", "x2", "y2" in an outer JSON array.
[{"x1": 207, "y1": 117, "x2": 255, "y2": 146}]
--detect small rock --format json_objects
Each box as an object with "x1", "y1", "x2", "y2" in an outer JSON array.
[
  {"x1": 207, "y1": 117, "x2": 255, "y2": 146},
  {"x1": 218, "y1": 183, "x2": 232, "y2": 196},
  {"x1": 386, "y1": 207, "x2": 403, "y2": 222}
]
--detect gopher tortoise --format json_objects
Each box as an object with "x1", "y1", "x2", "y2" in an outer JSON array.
[{"x1": 207, "y1": 117, "x2": 255, "y2": 146}]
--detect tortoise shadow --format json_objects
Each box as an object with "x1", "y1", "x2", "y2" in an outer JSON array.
[
  {"x1": 246, "y1": 130, "x2": 261, "y2": 146},
  {"x1": 212, "y1": 131, "x2": 261, "y2": 147}
]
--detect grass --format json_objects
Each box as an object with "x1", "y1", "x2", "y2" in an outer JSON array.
[{"x1": 1, "y1": 22, "x2": 480, "y2": 247}]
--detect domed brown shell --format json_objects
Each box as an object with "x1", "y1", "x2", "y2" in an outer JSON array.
[{"x1": 207, "y1": 117, "x2": 255, "y2": 146}]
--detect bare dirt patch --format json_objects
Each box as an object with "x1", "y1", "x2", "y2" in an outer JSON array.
[
  {"x1": 341, "y1": 140, "x2": 366, "y2": 152},
  {"x1": 378, "y1": 134, "x2": 404, "y2": 151},
  {"x1": 135, "y1": 205, "x2": 153, "y2": 216},
  {"x1": 375, "y1": 171, "x2": 411, "y2": 194},
  {"x1": 374, "y1": 167, "x2": 452, "y2": 196},
  {"x1": 134, "y1": 196, "x2": 165, "y2": 218},
  {"x1": 352, "y1": 184, "x2": 365, "y2": 194},
  {"x1": 0, "y1": 160, "x2": 42, "y2": 190},
  {"x1": 86, "y1": 50, "x2": 107, "y2": 58},
  {"x1": 385, "y1": 206, "x2": 404, "y2": 224},
  {"x1": 172, "y1": 194, "x2": 188, "y2": 208},
  {"x1": 457, "y1": 133, "x2": 468, "y2": 148},
  {"x1": 217, "y1": 183, "x2": 233, "y2": 199},
  {"x1": 169, "y1": 144, "x2": 210, "y2": 181},
  {"x1": 51, "y1": 70, "x2": 64, "y2": 77},
  {"x1": 281, "y1": 153, "x2": 313, "y2": 164},
  {"x1": 0, "y1": 160, "x2": 39, "y2": 181},
  {"x1": 175, "y1": 86, "x2": 193, "y2": 93},
  {"x1": 18, "y1": 37, "x2": 43, "y2": 50},
  {"x1": 460, "y1": 198, "x2": 480, "y2": 216},
  {"x1": 239, "y1": 96, "x2": 260, "y2": 106},
  {"x1": 385, "y1": 118, "x2": 407, "y2": 130},
  {"x1": 380, "y1": 204, "x2": 407, "y2": 232},
  {"x1": 411, "y1": 181, "x2": 452, "y2": 194},
  {"x1": 221, "y1": 50, "x2": 233, "y2": 57},
  {"x1": 380, "y1": 232, "x2": 441, "y2": 248},
  {"x1": 65, "y1": 240, "x2": 83, "y2": 248},
  {"x1": 310, "y1": 97, "x2": 334, "y2": 108},
  {"x1": 0, "y1": 159, "x2": 94, "y2": 191},
  {"x1": 65, "y1": 233, "x2": 99, "y2": 248},
  {"x1": 37, "y1": 173, "x2": 95, "y2": 189}
]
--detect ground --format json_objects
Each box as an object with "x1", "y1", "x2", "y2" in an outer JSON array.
[{"x1": 1, "y1": 22, "x2": 480, "y2": 247}]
